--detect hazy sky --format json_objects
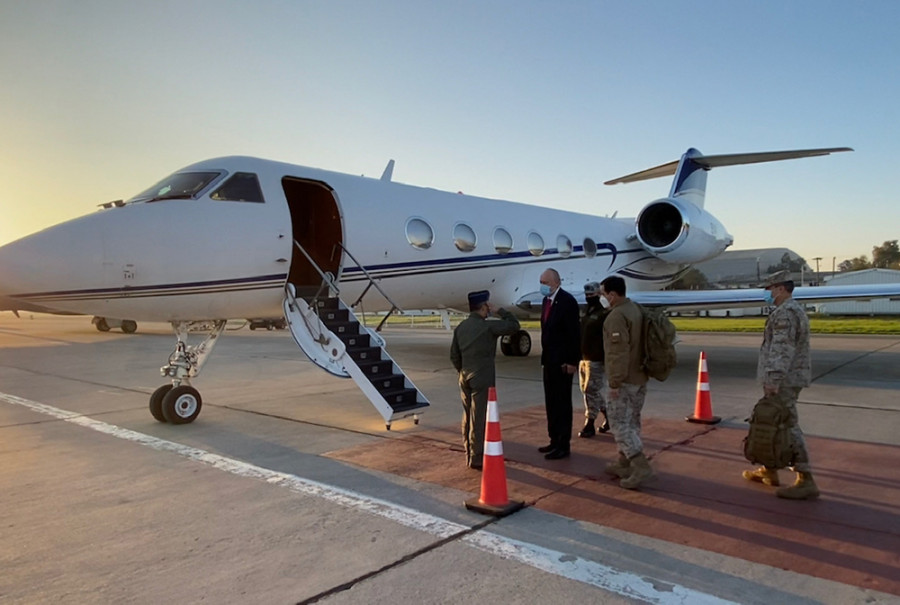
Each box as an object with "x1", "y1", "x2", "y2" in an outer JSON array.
[{"x1": 2, "y1": 1, "x2": 898, "y2": 268}]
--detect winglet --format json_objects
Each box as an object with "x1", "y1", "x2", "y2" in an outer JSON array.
[{"x1": 381, "y1": 159, "x2": 395, "y2": 182}]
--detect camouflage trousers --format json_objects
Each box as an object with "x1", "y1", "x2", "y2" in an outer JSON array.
[
  {"x1": 606, "y1": 382, "x2": 647, "y2": 459},
  {"x1": 770, "y1": 386, "x2": 812, "y2": 472},
  {"x1": 578, "y1": 360, "x2": 607, "y2": 419}
]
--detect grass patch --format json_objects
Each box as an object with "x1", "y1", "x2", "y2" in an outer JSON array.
[{"x1": 671, "y1": 316, "x2": 900, "y2": 335}]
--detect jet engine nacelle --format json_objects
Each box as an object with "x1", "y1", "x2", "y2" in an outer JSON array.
[{"x1": 635, "y1": 198, "x2": 733, "y2": 265}]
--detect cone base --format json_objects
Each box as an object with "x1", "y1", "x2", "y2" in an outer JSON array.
[
  {"x1": 464, "y1": 497, "x2": 524, "y2": 517},
  {"x1": 686, "y1": 415, "x2": 721, "y2": 424}
]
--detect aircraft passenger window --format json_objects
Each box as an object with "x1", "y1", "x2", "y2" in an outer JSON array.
[
  {"x1": 557, "y1": 235, "x2": 572, "y2": 258},
  {"x1": 583, "y1": 237, "x2": 597, "y2": 258},
  {"x1": 210, "y1": 173, "x2": 265, "y2": 203},
  {"x1": 406, "y1": 217, "x2": 434, "y2": 250},
  {"x1": 453, "y1": 223, "x2": 477, "y2": 252},
  {"x1": 493, "y1": 227, "x2": 513, "y2": 255},
  {"x1": 128, "y1": 171, "x2": 222, "y2": 203},
  {"x1": 527, "y1": 231, "x2": 545, "y2": 257}
]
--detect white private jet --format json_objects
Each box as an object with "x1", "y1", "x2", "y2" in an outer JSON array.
[{"x1": 2, "y1": 146, "x2": 894, "y2": 428}]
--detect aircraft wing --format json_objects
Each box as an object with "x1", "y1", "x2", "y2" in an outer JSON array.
[
  {"x1": 515, "y1": 283, "x2": 900, "y2": 314},
  {"x1": 0, "y1": 295, "x2": 81, "y2": 315},
  {"x1": 631, "y1": 283, "x2": 900, "y2": 312}
]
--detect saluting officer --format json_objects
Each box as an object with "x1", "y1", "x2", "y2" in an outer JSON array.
[{"x1": 450, "y1": 290, "x2": 521, "y2": 470}]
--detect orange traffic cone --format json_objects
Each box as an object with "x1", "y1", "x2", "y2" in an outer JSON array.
[
  {"x1": 465, "y1": 387, "x2": 524, "y2": 517},
  {"x1": 687, "y1": 351, "x2": 721, "y2": 424}
]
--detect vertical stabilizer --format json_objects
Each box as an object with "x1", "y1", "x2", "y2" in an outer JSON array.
[{"x1": 668, "y1": 148, "x2": 708, "y2": 208}]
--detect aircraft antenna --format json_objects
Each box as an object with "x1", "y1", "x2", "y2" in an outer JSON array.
[{"x1": 381, "y1": 160, "x2": 395, "y2": 182}]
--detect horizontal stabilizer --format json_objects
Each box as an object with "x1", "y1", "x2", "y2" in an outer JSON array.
[{"x1": 604, "y1": 147, "x2": 853, "y2": 185}]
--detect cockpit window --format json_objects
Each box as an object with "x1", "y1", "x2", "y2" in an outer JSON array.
[
  {"x1": 128, "y1": 171, "x2": 222, "y2": 203},
  {"x1": 210, "y1": 173, "x2": 265, "y2": 203}
]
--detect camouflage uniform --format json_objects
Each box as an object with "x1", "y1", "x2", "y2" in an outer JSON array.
[
  {"x1": 757, "y1": 297, "x2": 812, "y2": 471},
  {"x1": 450, "y1": 308, "x2": 520, "y2": 467},
  {"x1": 579, "y1": 303, "x2": 608, "y2": 420},
  {"x1": 605, "y1": 382, "x2": 647, "y2": 458},
  {"x1": 603, "y1": 298, "x2": 648, "y2": 459}
]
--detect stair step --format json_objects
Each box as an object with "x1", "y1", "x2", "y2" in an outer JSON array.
[
  {"x1": 380, "y1": 388, "x2": 420, "y2": 409},
  {"x1": 339, "y1": 332, "x2": 370, "y2": 349},
  {"x1": 390, "y1": 399, "x2": 430, "y2": 414},
  {"x1": 313, "y1": 297, "x2": 341, "y2": 310},
  {"x1": 347, "y1": 346, "x2": 382, "y2": 363},
  {"x1": 356, "y1": 359, "x2": 394, "y2": 378},
  {"x1": 326, "y1": 321, "x2": 359, "y2": 336},
  {"x1": 318, "y1": 308, "x2": 349, "y2": 323},
  {"x1": 370, "y1": 375, "x2": 406, "y2": 392}
]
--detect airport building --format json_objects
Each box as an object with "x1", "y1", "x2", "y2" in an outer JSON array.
[{"x1": 818, "y1": 268, "x2": 900, "y2": 316}]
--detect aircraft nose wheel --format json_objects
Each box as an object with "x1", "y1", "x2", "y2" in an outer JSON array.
[
  {"x1": 149, "y1": 384, "x2": 203, "y2": 424},
  {"x1": 149, "y1": 384, "x2": 174, "y2": 422}
]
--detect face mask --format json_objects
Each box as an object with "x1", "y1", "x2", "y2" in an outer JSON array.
[
  {"x1": 599, "y1": 295, "x2": 611, "y2": 309},
  {"x1": 586, "y1": 296, "x2": 599, "y2": 308},
  {"x1": 540, "y1": 284, "x2": 552, "y2": 297},
  {"x1": 764, "y1": 290, "x2": 775, "y2": 305}
]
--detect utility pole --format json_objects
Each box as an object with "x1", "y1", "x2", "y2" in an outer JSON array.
[{"x1": 812, "y1": 256, "x2": 822, "y2": 285}]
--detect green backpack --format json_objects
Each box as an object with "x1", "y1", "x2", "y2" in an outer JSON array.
[
  {"x1": 742, "y1": 395, "x2": 793, "y2": 468},
  {"x1": 635, "y1": 304, "x2": 677, "y2": 381}
]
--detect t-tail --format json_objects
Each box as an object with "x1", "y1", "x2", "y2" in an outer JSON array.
[{"x1": 604, "y1": 146, "x2": 852, "y2": 265}]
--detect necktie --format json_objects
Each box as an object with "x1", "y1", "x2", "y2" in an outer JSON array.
[{"x1": 542, "y1": 297, "x2": 551, "y2": 323}]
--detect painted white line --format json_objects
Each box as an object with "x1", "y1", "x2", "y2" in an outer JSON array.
[{"x1": 1, "y1": 392, "x2": 736, "y2": 605}]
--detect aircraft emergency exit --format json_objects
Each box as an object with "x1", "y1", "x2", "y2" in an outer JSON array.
[{"x1": 2, "y1": 146, "x2": 893, "y2": 428}]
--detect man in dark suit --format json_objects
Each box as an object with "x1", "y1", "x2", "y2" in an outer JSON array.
[{"x1": 537, "y1": 268, "x2": 581, "y2": 459}]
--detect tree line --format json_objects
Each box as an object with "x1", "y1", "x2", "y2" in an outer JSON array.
[{"x1": 837, "y1": 240, "x2": 900, "y2": 272}]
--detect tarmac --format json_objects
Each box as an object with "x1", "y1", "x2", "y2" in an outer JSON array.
[{"x1": 1, "y1": 313, "x2": 898, "y2": 604}]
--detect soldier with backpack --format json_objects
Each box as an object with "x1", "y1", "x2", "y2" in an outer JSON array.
[
  {"x1": 599, "y1": 276, "x2": 654, "y2": 489},
  {"x1": 743, "y1": 270, "x2": 819, "y2": 500}
]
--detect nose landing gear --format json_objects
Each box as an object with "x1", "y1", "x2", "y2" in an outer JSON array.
[{"x1": 149, "y1": 320, "x2": 225, "y2": 424}]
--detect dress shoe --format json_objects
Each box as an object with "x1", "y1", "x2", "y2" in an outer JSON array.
[
  {"x1": 537, "y1": 444, "x2": 556, "y2": 453},
  {"x1": 598, "y1": 419, "x2": 610, "y2": 433},
  {"x1": 544, "y1": 449, "x2": 570, "y2": 460},
  {"x1": 468, "y1": 463, "x2": 483, "y2": 471}
]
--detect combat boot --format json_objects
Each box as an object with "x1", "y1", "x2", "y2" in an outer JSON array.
[
  {"x1": 604, "y1": 453, "x2": 630, "y2": 478},
  {"x1": 620, "y1": 452, "x2": 655, "y2": 490},
  {"x1": 742, "y1": 466, "x2": 780, "y2": 487},
  {"x1": 578, "y1": 417, "x2": 596, "y2": 438},
  {"x1": 598, "y1": 413, "x2": 610, "y2": 433},
  {"x1": 776, "y1": 472, "x2": 820, "y2": 500}
]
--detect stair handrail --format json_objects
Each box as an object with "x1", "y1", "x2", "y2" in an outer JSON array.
[
  {"x1": 292, "y1": 239, "x2": 340, "y2": 301},
  {"x1": 334, "y1": 242, "x2": 404, "y2": 331}
]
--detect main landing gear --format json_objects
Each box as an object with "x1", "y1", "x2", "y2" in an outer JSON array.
[
  {"x1": 500, "y1": 330, "x2": 532, "y2": 357},
  {"x1": 149, "y1": 320, "x2": 226, "y2": 424}
]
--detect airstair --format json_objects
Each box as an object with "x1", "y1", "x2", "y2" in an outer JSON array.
[{"x1": 282, "y1": 242, "x2": 429, "y2": 429}]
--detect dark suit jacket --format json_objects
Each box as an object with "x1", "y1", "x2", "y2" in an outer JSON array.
[{"x1": 540, "y1": 287, "x2": 581, "y2": 367}]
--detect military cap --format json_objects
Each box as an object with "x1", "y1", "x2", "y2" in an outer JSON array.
[
  {"x1": 761, "y1": 270, "x2": 791, "y2": 288},
  {"x1": 583, "y1": 281, "x2": 602, "y2": 295},
  {"x1": 467, "y1": 290, "x2": 490, "y2": 307}
]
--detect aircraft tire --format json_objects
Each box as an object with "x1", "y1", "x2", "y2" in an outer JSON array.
[
  {"x1": 500, "y1": 338, "x2": 513, "y2": 356},
  {"x1": 121, "y1": 320, "x2": 137, "y2": 334},
  {"x1": 149, "y1": 384, "x2": 173, "y2": 423},
  {"x1": 162, "y1": 385, "x2": 202, "y2": 424},
  {"x1": 512, "y1": 330, "x2": 531, "y2": 356},
  {"x1": 95, "y1": 318, "x2": 110, "y2": 332}
]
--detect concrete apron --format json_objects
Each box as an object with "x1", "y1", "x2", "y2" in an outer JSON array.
[{"x1": 327, "y1": 409, "x2": 900, "y2": 597}]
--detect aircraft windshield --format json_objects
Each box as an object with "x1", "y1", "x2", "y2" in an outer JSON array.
[{"x1": 127, "y1": 171, "x2": 222, "y2": 203}]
